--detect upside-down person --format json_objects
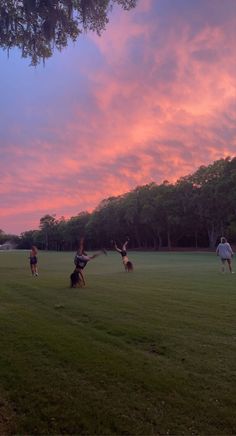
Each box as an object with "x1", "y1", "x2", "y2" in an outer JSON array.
[
  {"x1": 114, "y1": 238, "x2": 133, "y2": 272},
  {"x1": 73, "y1": 238, "x2": 107, "y2": 286}
]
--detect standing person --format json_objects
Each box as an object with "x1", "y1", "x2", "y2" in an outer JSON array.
[
  {"x1": 29, "y1": 246, "x2": 38, "y2": 276},
  {"x1": 114, "y1": 238, "x2": 133, "y2": 272},
  {"x1": 216, "y1": 237, "x2": 234, "y2": 273}
]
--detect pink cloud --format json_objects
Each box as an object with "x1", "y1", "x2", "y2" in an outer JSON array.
[{"x1": 0, "y1": 0, "x2": 236, "y2": 234}]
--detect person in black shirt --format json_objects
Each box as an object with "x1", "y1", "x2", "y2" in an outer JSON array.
[
  {"x1": 72, "y1": 238, "x2": 107, "y2": 286},
  {"x1": 114, "y1": 239, "x2": 133, "y2": 272},
  {"x1": 29, "y1": 245, "x2": 38, "y2": 276}
]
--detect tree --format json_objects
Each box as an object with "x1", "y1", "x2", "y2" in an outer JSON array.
[
  {"x1": 39, "y1": 214, "x2": 57, "y2": 249},
  {"x1": 0, "y1": 0, "x2": 137, "y2": 65},
  {"x1": 66, "y1": 212, "x2": 90, "y2": 249},
  {"x1": 86, "y1": 197, "x2": 121, "y2": 248},
  {"x1": 187, "y1": 159, "x2": 233, "y2": 247},
  {"x1": 17, "y1": 157, "x2": 236, "y2": 250},
  {"x1": 18, "y1": 229, "x2": 40, "y2": 249},
  {"x1": 174, "y1": 178, "x2": 204, "y2": 248}
]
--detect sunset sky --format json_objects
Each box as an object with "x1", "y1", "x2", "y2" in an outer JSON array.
[{"x1": 0, "y1": 0, "x2": 236, "y2": 235}]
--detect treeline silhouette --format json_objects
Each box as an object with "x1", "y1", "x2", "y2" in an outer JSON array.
[{"x1": 2, "y1": 157, "x2": 236, "y2": 251}]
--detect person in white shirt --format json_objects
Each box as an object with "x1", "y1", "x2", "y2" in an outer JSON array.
[{"x1": 216, "y1": 237, "x2": 234, "y2": 273}]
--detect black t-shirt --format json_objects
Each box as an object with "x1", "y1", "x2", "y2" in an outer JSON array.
[{"x1": 74, "y1": 254, "x2": 89, "y2": 269}]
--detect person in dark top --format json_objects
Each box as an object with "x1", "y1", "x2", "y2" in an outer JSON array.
[
  {"x1": 114, "y1": 239, "x2": 133, "y2": 272},
  {"x1": 29, "y1": 245, "x2": 38, "y2": 276},
  {"x1": 73, "y1": 238, "x2": 107, "y2": 285}
]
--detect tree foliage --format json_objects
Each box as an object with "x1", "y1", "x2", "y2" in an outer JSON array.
[
  {"x1": 0, "y1": 0, "x2": 137, "y2": 65},
  {"x1": 5, "y1": 157, "x2": 236, "y2": 250}
]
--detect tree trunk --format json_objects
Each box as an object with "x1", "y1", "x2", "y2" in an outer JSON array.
[
  {"x1": 135, "y1": 229, "x2": 141, "y2": 248},
  {"x1": 45, "y1": 231, "x2": 48, "y2": 250},
  {"x1": 167, "y1": 230, "x2": 171, "y2": 250},
  {"x1": 153, "y1": 237, "x2": 158, "y2": 251},
  {"x1": 207, "y1": 224, "x2": 219, "y2": 248}
]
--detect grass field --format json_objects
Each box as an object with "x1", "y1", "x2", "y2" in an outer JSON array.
[{"x1": 0, "y1": 250, "x2": 236, "y2": 435}]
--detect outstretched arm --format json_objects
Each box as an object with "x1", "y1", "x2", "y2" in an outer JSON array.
[
  {"x1": 122, "y1": 240, "x2": 129, "y2": 251},
  {"x1": 114, "y1": 241, "x2": 122, "y2": 253},
  {"x1": 89, "y1": 253, "x2": 100, "y2": 260}
]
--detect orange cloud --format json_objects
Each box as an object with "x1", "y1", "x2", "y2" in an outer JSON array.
[{"x1": 0, "y1": 0, "x2": 235, "y2": 233}]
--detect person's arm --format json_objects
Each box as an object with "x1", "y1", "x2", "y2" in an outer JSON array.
[
  {"x1": 216, "y1": 244, "x2": 219, "y2": 255},
  {"x1": 114, "y1": 241, "x2": 122, "y2": 253},
  {"x1": 122, "y1": 240, "x2": 129, "y2": 251},
  {"x1": 89, "y1": 253, "x2": 100, "y2": 260},
  {"x1": 227, "y1": 243, "x2": 234, "y2": 256},
  {"x1": 80, "y1": 254, "x2": 91, "y2": 262}
]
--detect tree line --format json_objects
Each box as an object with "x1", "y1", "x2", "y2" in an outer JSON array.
[{"x1": 2, "y1": 157, "x2": 236, "y2": 251}]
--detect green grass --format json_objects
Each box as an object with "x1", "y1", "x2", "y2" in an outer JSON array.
[{"x1": 0, "y1": 250, "x2": 236, "y2": 434}]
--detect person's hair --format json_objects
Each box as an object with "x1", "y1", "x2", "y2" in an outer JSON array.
[
  {"x1": 31, "y1": 245, "x2": 38, "y2": 254},
  {"x1": 221, "y1": 237, "x2": 227, "y2": 243},
  {"x1": 126, "y1": 261, "x2": 133, "y2": 272}
]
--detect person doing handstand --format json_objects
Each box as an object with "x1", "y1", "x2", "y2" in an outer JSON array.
[
  {"x1": 114, "y1": 239, "x2": 133, "y2": 272},
  {"x1": 73, "y1": 238, "x2": 107, "y2": 285}
]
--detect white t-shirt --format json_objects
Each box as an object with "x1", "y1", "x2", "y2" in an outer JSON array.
[{"x1": 216, "y1": 242, "x2": 233, "y2": 259}]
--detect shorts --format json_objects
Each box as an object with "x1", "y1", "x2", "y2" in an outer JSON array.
[{"x1": 30, "y1": 256, "x2": 37, "y2": 265}]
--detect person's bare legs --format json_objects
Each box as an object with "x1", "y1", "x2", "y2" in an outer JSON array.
[
  {"x1": 221, "y1": 259, "x2": 225, "y2": 273},
  {"x1": 226, "y1": 259, "x2": 233, "y2": 273},
  {"x1": 31, "y1": 264, "x2": 38, "y2": 276}
]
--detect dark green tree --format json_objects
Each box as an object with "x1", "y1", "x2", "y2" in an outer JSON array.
[
  {"x1": 0, "y1": 0, "x2": 137, "y2": 65},
  {"x1": 39, "y1": 214, "x2": 57, "y2": 249},
  {"x1": 66, "y1": 211, "x2": 90, "y2": 249},
  {"x1": 17, "y1": 157, "x2": 236, "y2": 250},
  {"x1": 18, "y1": 229, "x2": 40, "y2": 248},
  {"x1": 187, "y1": 158, "x2": 233, "y2": 247}
]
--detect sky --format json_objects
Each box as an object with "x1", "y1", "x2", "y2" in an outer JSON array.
[{"x1": 0, "y1": 0, "x2": 236, "y2": 235}]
